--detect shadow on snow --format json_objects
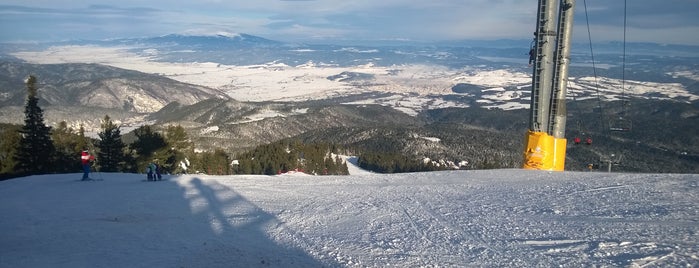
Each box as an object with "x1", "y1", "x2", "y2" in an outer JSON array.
[{"x1": 0, "y1": 173, "x2": 334, "y2": 268}]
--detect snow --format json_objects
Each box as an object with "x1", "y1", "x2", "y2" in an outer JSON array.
[
  {"x1": 200, "y1": 125, "x2": 219, "y2": 134},
  {"x1": 230, "y1": 108, "x2": 309, "y2": 125},
  {"x1": 343, "y1": 94, "x2": 469, "y2": 116},
  {"x1": 1, "y1": 168, "x2": 697, "y2": 267},
  {"x1": 670, "y1": 70, "x2": 699, "y2": 81},
  {"x1": 420, "y1": 136, "x2": 441, "y2": 142},
  {"x1": 12, "y1": 45, "x2": 699, "y2": 115}
]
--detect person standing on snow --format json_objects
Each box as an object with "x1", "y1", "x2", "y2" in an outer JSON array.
[
  {"x1": 148, "y1": 162, "x2": 160, "y2": 181},
  {"x1": 153, "y1": 162, "x2": 162, "y2": 181},
  {"x1": 81, "y1": 149, "x2": 95, "y2": 180},
  {"x1": 146, "y1": 162, "x2": 159, "y2": 181},
  {"x1": 146, "y1": 164, "x2": 153, "y2": 181}
]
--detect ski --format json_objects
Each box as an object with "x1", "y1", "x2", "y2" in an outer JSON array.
[{"x1": 76, "y1": 178, "x2": 103, "y2": 181}]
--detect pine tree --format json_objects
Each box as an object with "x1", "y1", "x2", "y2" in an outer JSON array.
[
  {"x1": 97, "y1": 115, "x2": 127, "y2": 172},
  {"x1": 51, "y1": 121, "x2": 82, "y2": 173},
  {"x1": 76, "y1": 124, "x2": 88, "y2": 153},
  {"x1": 130, "y1": 125, "x2": 167, "y2": 172},
  {"x1": 0, "y1": 124, "x2": 22, "y2": 176},
  {"x1": 164, "y1": 125, "x2": 193, "y2": 174},
  {"x1": 198, "y1": 149, "x2": 230, "y2": 175},
  {"x1": 14, "y1": 75, "x2": 55, "y2": 175}
]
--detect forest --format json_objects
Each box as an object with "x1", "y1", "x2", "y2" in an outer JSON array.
[
  {"x1": 3, "y1": 74, "x2": 698, "y2": 180},
  {"x1": 0, "y1": 76, "x2": 395, "y2": 179}
]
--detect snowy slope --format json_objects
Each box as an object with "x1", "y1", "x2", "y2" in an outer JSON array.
[{"x1": 1, "y1": 169, "x2": 698, "y2": 267}]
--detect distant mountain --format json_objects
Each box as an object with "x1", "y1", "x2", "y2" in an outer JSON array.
[
  {"x1": 124, "y1": 33, "x2": 284, "y2": 50},
  {"x1": 0, "y1": 61, "x2": 228, "y2": 110},
  {"x1": 1, "y1": 34, "x2": 697, "y2": 173},
  {"x1": 0, "y1": 61, "x2": 229, "y2": 128}
]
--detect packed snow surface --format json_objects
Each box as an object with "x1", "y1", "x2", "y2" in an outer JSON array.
[{"x1": 1, "y1": 169, "x2": 698, "y2": 267}]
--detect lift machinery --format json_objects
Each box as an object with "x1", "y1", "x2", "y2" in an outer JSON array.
[{"x1": 523, "y1": 0, "x2": 576, "y2": 171}]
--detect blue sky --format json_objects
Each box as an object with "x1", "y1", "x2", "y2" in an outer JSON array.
[{"x1": 1, "y1": 0, "x2": 698, "y2": 45}]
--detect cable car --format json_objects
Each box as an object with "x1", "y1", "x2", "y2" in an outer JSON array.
[{"x1": 610, "y1": 117, "x2": 632, "y2": 132}]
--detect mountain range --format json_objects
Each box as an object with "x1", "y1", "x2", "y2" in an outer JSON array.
[{"x1": 0, "y1": 33, "x2": 697, "y2": 173}]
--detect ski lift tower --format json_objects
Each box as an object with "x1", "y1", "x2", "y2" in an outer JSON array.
[{"x1": 523, "y1": 0, "x2": 576, "y2": 171}]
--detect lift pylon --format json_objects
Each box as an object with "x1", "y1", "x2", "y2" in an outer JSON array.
[{"x1": 523, "y1": 0, "x2": 576, "y2": 171}]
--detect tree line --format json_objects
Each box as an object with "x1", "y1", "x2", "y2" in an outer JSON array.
[
  {"x1": 0, "y1": 76, "x2": 357, "y2": 179},
  {"x1": 356, "y1": 151, "x2": 440, "y2": 173},
  {"x1": 0, "y1": 76, "x2": 204, "y2": 178},
  {"x1": 233, "y1": 140, "x2": 349, "y2": 175},
  {"x1": 0, "y1": 75, "x2": 493, "y2": 180}
]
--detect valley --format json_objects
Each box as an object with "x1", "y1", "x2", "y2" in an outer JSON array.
[{"x1": 1, "y1": 35, "x2": 698, "y2": 173}]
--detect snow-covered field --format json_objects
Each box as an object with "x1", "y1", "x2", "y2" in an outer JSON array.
[
  {"x1": 13, "y1": 45, "x2": 698, "y2": 117},
  {"x1": 2, "y1": 168, "x2": 698, "y2": 267}
]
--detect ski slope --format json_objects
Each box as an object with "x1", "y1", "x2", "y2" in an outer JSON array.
[{"x1": 1, "y1": 169, "x2": 698, "y2": 267}]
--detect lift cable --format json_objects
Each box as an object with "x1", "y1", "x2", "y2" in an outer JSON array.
[
  {"x1": 582, "y1": 0, "x2": 631, "y2": 134},
  {"x1": 582, "y1": 0, "x2": 607, "y2": 133},
  {"x1": 621, "y1": 0, "x2": 629, "y2": 115},
  {"x1": 614, "y1": 0, "x2": 632, "y2": 132}
]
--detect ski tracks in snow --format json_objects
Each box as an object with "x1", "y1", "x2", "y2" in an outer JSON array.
[
  {"x1": 397, "y1": 193, "x2": 505, "y2": 266},
  {"x1": 198, "y1": 172, "x2": 698, "y2": 267}
]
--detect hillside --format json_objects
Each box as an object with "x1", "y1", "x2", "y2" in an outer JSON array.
[
  {"x1": 1, "y1": 170, "x2": 697, "y2": 267},
  {"x1": 1, "y1": 36, "x2": 697, "y2": 173},
  {"x1": 147, "y1": 97, "x2": 699, "y2": 173},
  {"x1": 0, "y1": 61, "x2": 228, "y2": 129}
]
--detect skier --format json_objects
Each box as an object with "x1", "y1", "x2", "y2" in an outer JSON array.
[
  {"x1": 153, "y1": 163, "x2": 162, "y2": 181},
  {"x1": 146, "y1": 164, "x2": 153, "y2": 181},
  {"x1": 81, "y1": 149, "x2": 95, "y2": 181},
  {"x1": 146, "y1": 162, "x2": 158, "y2": 181}
]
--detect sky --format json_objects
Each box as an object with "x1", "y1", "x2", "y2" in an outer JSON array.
[{"x1": 1, "y1": 0, "x2": 698, "y2": 45}]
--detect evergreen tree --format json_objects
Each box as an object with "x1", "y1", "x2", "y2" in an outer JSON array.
[
  {"x1": 165, "y1": 125, "x2": 192, "y2": 152},
  {"x1": 130, "y1": 125, "x2": 167, "y2": 172},
  {"x1": 232, "y1": 140, "x2": 349, "y2": 176},
  {"x1": 0, "y1": 124, "x2": 22, "y2": 176},
  {"x1": 51, "y1": 121, "x2": 82, "y2": 173},
  {"x1": 198, "y1": 149, "x2": 230, "y2": 175},
  {"x1": 14, "y1": 75, "x2": 55, "y2": 175},
  {"x1": 164, "y1": 125, "x2": 193, "y2": 174},
  {"x1": 335, "y1": 155, "x2": 349, "y2": 175},
  {"x1": 96, "y1": 115, "x2": 127, "y2": 172},
  {"x1": 76, "y1": 124, "x2": 88, "y2": 153}
]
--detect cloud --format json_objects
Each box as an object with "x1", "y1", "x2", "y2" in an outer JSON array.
[
  {"x1": 0, "y1": 1, "x2": 697, "y2": 45},
  {"x1": 0, "y1": 4, "x2": 177, "y2": 41},
  {"x1": 573, "y1": 0, "x2": 699, "y2": 44}
]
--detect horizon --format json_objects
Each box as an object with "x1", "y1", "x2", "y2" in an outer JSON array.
[
  {"x1": 1, "y1": 1, "x2": 698, "y2": 46},
  {"x1": 4, "y1": 31, "x2": 699, "y2": 52}
]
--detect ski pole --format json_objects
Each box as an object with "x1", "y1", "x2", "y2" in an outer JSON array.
[{"x1": 94, "y1": 158, "x2": 103, "y2": 180}]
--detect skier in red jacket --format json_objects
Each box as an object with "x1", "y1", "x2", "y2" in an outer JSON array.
[{"x1": 81, "y1": 149, "x2": 95, "y2": 180}]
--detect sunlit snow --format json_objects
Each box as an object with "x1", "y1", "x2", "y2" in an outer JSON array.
[
  {"x1": 1, "y1": 167, "x2": 697, "y2": 267},
  {"x1": 13, "y1": 45, "x2": 698, "y2": 117}
]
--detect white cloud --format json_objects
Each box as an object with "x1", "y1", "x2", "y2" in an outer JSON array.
[{"x1": 0, "y1": 1, "x2": 697, "y2": 45}]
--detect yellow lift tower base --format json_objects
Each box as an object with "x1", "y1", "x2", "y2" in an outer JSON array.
[{"x1": 522, "y1": 131, "x2": 566, "y2": 171}]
